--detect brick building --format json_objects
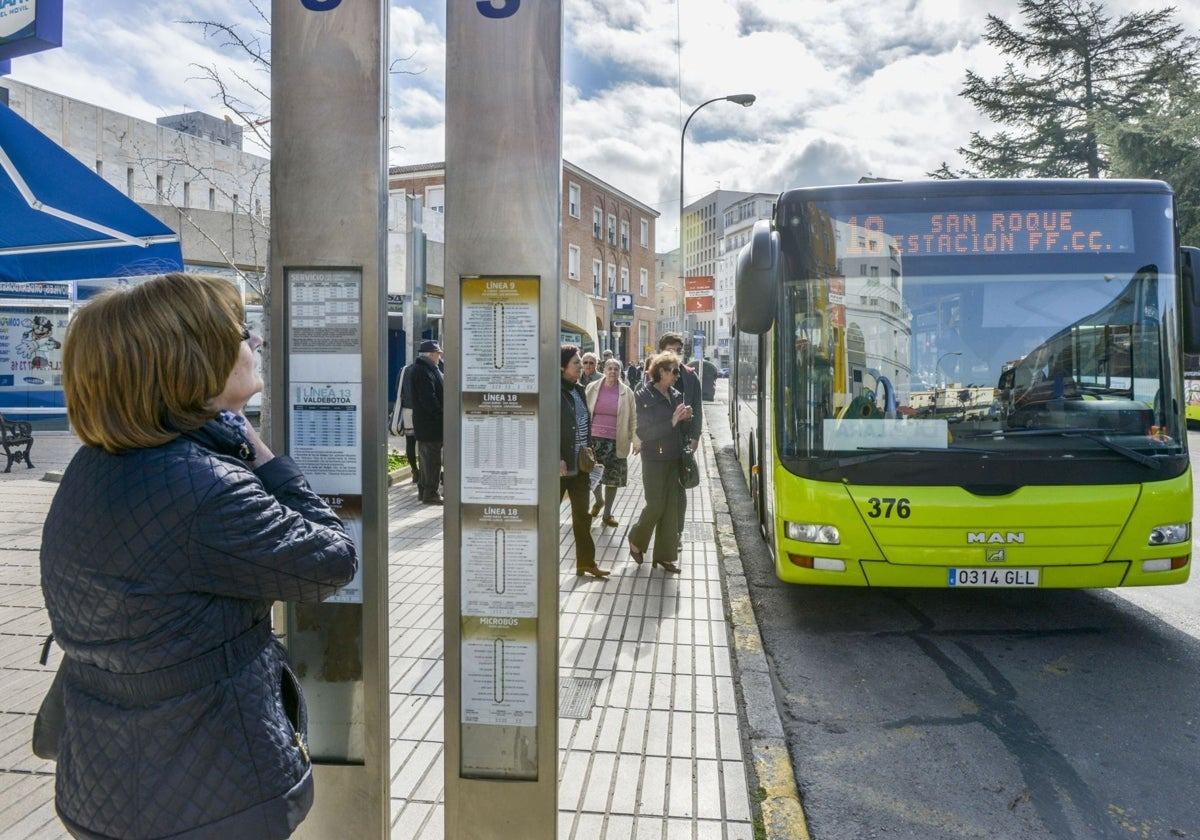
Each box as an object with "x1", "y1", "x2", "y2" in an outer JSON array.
[
  {"x1": 389, "y1": 161, "x2": 658, "y2": 359},
  {"x1": 561, "y1": 160, "x2": 659, "y2": 362}
]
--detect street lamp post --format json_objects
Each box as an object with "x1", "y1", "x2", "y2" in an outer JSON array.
[
  {"x1": 934, "y1": 351, "x2": 963, "y2": 414},
  {"x1": 680, "y1": 93, "x2": 755, "y2": 358}
]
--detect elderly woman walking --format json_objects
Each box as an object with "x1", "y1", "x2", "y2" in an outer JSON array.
[
  {"x1": 586, "y1": 358, "x2": 638, "y2": 527},
  {"x1": 627, "y1": 351, "x2": 693, "y2": 574},
  {"x1": 40, "y1": 273, "x2": 358, "y2": 839}
]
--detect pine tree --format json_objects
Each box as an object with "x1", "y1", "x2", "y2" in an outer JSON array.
[
  {"x1": 936, "y1": 0, "x2": 1196, "y2": 179},
  {"x1": 1099, "y1": 84, "x2": 1200, "y2": 245}
]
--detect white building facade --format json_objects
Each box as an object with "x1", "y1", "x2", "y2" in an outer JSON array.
[
  {"x1": 681, "y1": 188, "x2": 758, "y2": 357},
  {"x1": 715, "y1": 193, "x2": 776, "y2": 365},
  {"x1": 0, "y1": 79, "x2": 271, "y2": 424}
]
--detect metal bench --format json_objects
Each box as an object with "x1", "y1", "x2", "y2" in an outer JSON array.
[{"x1": 0, "y1": 414, "x2": 34, "y2": 473}]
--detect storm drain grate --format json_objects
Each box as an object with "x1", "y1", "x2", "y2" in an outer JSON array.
[
  {"x1": 681, "y1": 522, "x2": 714, "y2": 543},
  {"x1": 558, "y1": 676, "x2": 603, "y2": 719}
]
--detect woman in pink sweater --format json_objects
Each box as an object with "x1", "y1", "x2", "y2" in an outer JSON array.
[{"x1": 586, "y1": 359, "x2": 640, "y2": 526}]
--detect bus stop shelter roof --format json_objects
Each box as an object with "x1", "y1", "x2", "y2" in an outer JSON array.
[{"x1": 0, "y1": 104, "x2": 182, "y2": 283}]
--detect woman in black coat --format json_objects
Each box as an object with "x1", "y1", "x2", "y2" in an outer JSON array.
[
  {"x1": 627, "y1": 352, "x2": 694, "y2": 574},
  {"x1": 41, "y1": 274, "x2": 357, "y2": 839},
  {"x1": 560, "y1": 345, "x2": 609, "y2": 579}
]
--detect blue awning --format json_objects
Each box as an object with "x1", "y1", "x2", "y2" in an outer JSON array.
[{"x1": 0, "y1": 103, "x2": 182, "y2": 282}]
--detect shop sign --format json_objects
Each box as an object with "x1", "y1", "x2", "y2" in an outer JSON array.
[{"x1": 0, "y1": 0, "x2": 62, "y2": 63}]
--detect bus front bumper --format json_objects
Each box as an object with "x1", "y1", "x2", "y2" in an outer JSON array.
[{"x1": 775, "y1": 557, "x2": 1190, "y2": 588}]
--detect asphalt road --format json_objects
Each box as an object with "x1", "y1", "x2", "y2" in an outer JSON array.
[{"x1": 706, "y1": 391, "x2": 1200, "y2": 840}]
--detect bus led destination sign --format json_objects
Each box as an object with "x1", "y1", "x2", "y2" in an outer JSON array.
[{"x1": 839, "y1": 208, "x2": 1135, "y2": 258}]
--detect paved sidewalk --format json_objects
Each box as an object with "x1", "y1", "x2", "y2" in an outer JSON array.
[
  {"x1": 391, "y1": 437, "x2": 755, "y2": 839},
  {"x1": 0, "y1": 433, "x2": 754, "y2": 839}
]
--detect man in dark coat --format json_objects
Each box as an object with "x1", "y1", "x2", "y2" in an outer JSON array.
[
  {"x1": 658, "y1": 332, "x2": 703, "y2": 549},
  {"x1": 390, "y1": 360, "x2": 420, "y2": 485},
  {"x1": 701, "y1": 357, "x2": 719, "y2": 401},
  {"x1": 627, "y1": 360, "x2": 643, "y2": 388},
  {"x1": 411, "y1": 340, "x2": 445, "y2": 504}
]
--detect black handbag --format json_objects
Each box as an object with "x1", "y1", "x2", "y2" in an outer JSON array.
[
  {"x1": 679, "y1": 426, "x2": 700, "y2": 489},
  {"x1": 32, "y1": 634, "x2": 63, "y2": 761}
]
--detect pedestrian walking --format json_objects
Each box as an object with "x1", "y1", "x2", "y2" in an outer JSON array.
[
  {"x1": 412, "y1": 339, "x2": 445, "y2": 505},
  {"x1": 627, "y1": 359, "x2": 643, "y2": 388},
  {"x1": 701, "y1": 357, "x2": 719, "y2": 401},
  {"x1": 389, "y1": 359, "x2": 420, "y2": 485},
  {"x1": 658, "y1": 332, "x2": 703, "y2": 551},
  {"x1": 627, "y1": 352, "x2": 693, "y2": 574},
  {"x1": 561, "y1": 345, "x2": 610, "y2": 579},
  {"x1": 40, "y1": 273, "x2": 358, "y2": 840},
  {"x1": 580, "y1": 351, "x2": 602, "y2": 386},
  {"x1": 586, "y1": 358, "x2": 639, "y2": 527}
]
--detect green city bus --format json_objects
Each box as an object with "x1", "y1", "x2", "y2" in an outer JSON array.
[{"x1": 730, "y1": 179, "x2": 1199, "y2": 588}]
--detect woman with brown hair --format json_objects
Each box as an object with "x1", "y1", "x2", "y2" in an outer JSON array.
[
  {"x1": 40, "y1": 273, "x2": 357, "y2": 839},
  {"x1": 627, "y1": 351, "x2": 693, "y2": 574}
]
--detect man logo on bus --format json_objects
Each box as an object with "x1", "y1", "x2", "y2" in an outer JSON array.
[
  {"x1": 986, "y1": 548, "x2": 1007, "y2": 563},
  {"x1": 967, "y1": 532, "x2": 1025, "y2": 544}
]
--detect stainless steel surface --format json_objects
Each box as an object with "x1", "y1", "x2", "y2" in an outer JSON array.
[
  {"x1": 270, "y1": 1, "x2": 390, "y2": 837},
  {"x1": 406, "y1": 195, "x2": 428, "y2": 359},
  {"x1": 444, "y1": 0, "x2": 562, "y2": 836}
]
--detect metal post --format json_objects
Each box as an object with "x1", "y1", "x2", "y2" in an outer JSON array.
[
  {"x1": 444, "y1": 0, "x2": 561, "y2": 837},
  {"x1": 269, "y1": 1, "x2": 390, "y2": 837}
]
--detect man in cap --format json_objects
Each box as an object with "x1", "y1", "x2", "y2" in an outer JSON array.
[{"x1": 411, "y1": 339, "x2": 445, "y2": 504}]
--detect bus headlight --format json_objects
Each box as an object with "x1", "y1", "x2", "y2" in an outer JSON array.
[
  {"x1": 1148, "y1": 524, "x2": 1189, "y2": 546},
  {"x1": 785, "y1": 522, "x2": 840, "y2": 545}
]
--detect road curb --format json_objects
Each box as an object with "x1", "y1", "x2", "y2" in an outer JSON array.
[{"x1": 703, "y1": 433, "x2": 812, "y2": 840}]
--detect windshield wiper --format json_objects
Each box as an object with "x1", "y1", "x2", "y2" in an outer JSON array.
[
  {"x1": 965, "y1": 428, "x2": 1169, "y2": 469},
  {"x1": 820, "y1": 446, "x2": 996, "y2": 469}
]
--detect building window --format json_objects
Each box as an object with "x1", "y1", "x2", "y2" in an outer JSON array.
[
  {"x1": 208, "y1": 188, "x2": 216, "y2": 210},
  {"x1": 620, "y1": 267, "x2": 629, "y2": 292},
  {"x1": 640, "y1": 268, "x2": 648, "y2": 297},
  {"x1": 592, "y1": 260, "x2": 602, "y2": 297},
  {"x1": 639, "y1": 322, "x2": 648, "y2": 355},
  {"x1": 607, "y1": 213, "x2": 617, "y2": 246},
  {"x1": 126, "y1": 168, "x2": 134, "y2": 198},
  {"x1": 95, "y1": 160, "x2": 102, "y2": 175},
  {"x1": 568, "y1": 244, "x2": 580, "y2": 281},
  {"x1": 232, "y1": 193, "x2": 239, "y2": 214},
  {"x1": 426, "y1": 185, "x2": 445, "y2": 213},
  {"x1": 607, "y1": 263, "x2": 616, "y2": 294},
  {"x1": 183, "y1": 182, "x2": 191, "y2": 208},
  {"x1": 593, "y1": 207, "x2": 602, "y2": 239},
  {"x1": 640, "y1": 218, "x2": 649, "y2": 247},
  {"x1": 156, "y1": 174, "x2": 163, "y2": 197},
  {"x1": 620, "y1": 220, "x2": 630, "y2": 251},
  {"x1": 568, "y1": 182, "x2": 581, "y2": 218}
]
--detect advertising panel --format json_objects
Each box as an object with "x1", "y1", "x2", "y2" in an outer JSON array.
[
  {"x1": 684, "y1": 275, "x2": 715, "y2": 313},
  {"x1": 0, "y1": 306, "x2": 66, "y2": 392},
  {"x1": 0, "y1": 0, "x2": 63, "y2": 62}
]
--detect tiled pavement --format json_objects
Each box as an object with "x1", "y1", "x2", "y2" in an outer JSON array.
[
  {"x1": 0, "y1": 431, "x2": 754, "y2": 839},
  {"x1": 390, "y1": 438, "x2": 754, "y2": 839}
]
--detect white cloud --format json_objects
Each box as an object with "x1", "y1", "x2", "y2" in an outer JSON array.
[{"x1": 8, "y1": 0, "x2": 1196, "y2": 248}]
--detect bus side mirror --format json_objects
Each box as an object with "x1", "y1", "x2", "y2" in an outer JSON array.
[
  {"x1": 1183, "y1": 246, "x2": 1200, "y2": 354},
  {"x1": 736, "y1": 219, "x2": 782, "y2": 334}
]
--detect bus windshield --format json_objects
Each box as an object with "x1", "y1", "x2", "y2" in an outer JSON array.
[{"x1": 775, "y1": 188, "x2": 1184, "y2": 482}]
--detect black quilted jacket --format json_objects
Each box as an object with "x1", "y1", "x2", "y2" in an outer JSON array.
[{"x1": 40, "y1": 420, "x2": 358, "y2": 840}]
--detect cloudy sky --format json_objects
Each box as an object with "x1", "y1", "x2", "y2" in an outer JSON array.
[{"x1": 9, "y1": 0, "x2": 1200, "y2": 247}]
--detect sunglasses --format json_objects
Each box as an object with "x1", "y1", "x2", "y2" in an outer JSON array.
[{"x1": 241, "y1": 324, "x2": 252, "y2": 342}]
